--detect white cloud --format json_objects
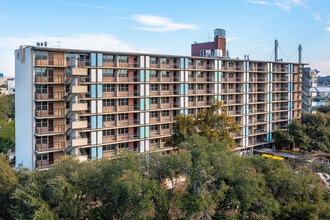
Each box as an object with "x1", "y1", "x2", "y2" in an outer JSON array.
[
  {"x1": 325, "y1": 27, "x2": 330, "y2": 32},
  {"x1": 313, "y1": 59, "x2": 330, "y2": 76},
  {"x1": 131, "y1": 14, "x2": 199, "y2": 32},
  {"x1": 227, "y1": 37, "x2": 238, "y2": 42},
  {"x1": 247, "y1": 0, "x2": 268, "y2": 4},
  {"x1": 251, "y1": 27, "x2": 265, "y2": 34},
  {"x1": 0, "y1": 34, "x2": 158, "y2": 77},
  {"x1": 246, "y1": 0, "x2": 308, "y2": 11},
  {"x1": 313, "y1": 13, "x2": 322, "y2": 21}
]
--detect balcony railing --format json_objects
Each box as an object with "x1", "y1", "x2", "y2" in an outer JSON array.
[
  {"x1": 35, "y1": 91, "x2": 65, "y2": 100},
  {"x1": 35, "y1": 142, "x2": 65, "y2": 152},
  {"x1": 35, "y1": 160, "x2": 54, "y2": 170},
  {"x1": 35, "y1": 125, "x2": 66, "y2": 135},
  {"x1": 35, "y1": 108, "x2": 65, "y2": 117},
  {"x1": 35, "y1": 75, "x2": 64, "y2": 83}
]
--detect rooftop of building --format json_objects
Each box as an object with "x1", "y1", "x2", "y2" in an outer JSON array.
[{"x1": 18, "y1": 45, "x2": 307, "y2": 65}]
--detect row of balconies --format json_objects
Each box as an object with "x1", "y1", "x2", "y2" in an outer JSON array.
[{"x1": 34, "y1": 57, "x2": 301, "y2": 73}]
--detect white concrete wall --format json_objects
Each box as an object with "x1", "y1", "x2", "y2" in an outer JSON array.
[{"x1": 15, "y1": 46, "x2": 34, "y2": 169}]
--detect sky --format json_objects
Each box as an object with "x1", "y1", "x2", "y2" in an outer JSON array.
[{"x1": 0, "y1": 0, "x2": 329, "y2": 76}]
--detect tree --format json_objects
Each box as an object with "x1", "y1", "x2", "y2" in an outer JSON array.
[
  {"x1": 196, "y1": 99, "x2": 239, "y2": 149},
  {"x1": 167, "y1": 99, "x2": 239, "y2": 149},
  {"x1": 0, "y1": 154, "x2": 19, "y2": 219},
  {"x1": 273, "y1": 130, "x2": 294, "y2": 150},
  {"x1": 165, "y1": 114, "x2": 195, "y2": 147},
  {"x1": 0, "y1": 94, "x2": 15, "y2": 121},
  {"x1": 317, "y1": 105, "x2": 330, "y2": 114},
  {"x1": 288, "y1": 120, "x2": 310, "y2": 151},
  {"x1": 0, "y1": 120, "x2": 15, "y2": 153}
]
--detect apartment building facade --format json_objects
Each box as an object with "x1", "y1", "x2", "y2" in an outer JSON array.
[
  {"x1": 302, "y1": 67, "x2": 318, "y2": 113},
  {"x1": 15, "y1": 46, "x2": 303, "y2": 170}
]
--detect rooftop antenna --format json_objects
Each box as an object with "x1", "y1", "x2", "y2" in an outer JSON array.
[
  {"x1": 56, "y1": 41, "x2": 62, "y2": 48},
  {"x1": 274, "y1": 39, "x2": 278, "y2": 62},
  {"x1": 206, "y1": 34, "x2": 211, "y2": 42},
  {"x1": 298, "y1": 44, "x2": 302, "y2": 64}
]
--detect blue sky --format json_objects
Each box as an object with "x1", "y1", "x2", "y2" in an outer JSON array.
[{"x1": 0, "y1": 0, "x2": 329, "y2": 76}]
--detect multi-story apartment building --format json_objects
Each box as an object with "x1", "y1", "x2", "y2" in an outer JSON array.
[
  {"x1": 302, "y1": 67, "x2": 318, "y2": 113},
  {"x1": 15, "y1": 44, "x2": 303, "y2": 170}
]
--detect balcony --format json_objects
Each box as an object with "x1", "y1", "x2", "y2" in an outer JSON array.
[
  {"x1": 35, "y1": 142, "x2": 65, "y2": 152},
  {"x1": 35, "y1": 125, "x2": 66, "y2": 135},
  {"x1": 35, "y1": 91, "x2": 65, "y2": 101},
  {"x1": 72, "y1": 103, "x2": 88, "y2": 111},
  {"x1": 35, "y1": 108, "x2": 65, "y2": 118},
  {"x1": 35, "y1": 75, "x2": 64, "y2": 84},
  {"x1": 72, "y1": 138, "x2": 88, "y2": 147},
  {"x1": 35, "y1": 160, "x2": 54, "y2": 170},
  {"x1": 71, "y1": 120, "x2": 88, "y2": 129}
]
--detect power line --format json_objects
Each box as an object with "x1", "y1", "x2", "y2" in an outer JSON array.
[
  {"x1": 269, "y1": 47, "x2": 275, "y2": 61},
  {"x1": 278, "y1": 46, "x2": 289, "y2": 62}
]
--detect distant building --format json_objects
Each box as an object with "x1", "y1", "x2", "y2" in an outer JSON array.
[
  {"x1": 0, "y1": 73, "x2": 9, "y2": 86},
  {"x1": 302, "y1": 67, "x2": 318, "y2": 113},
  {"x1": 6, "y1": 78, "x2": 15, "y2": 94}
]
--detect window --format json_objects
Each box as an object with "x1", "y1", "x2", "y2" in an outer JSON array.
[
  {"x1": 197, "y1": 71, "x2": 204, "y2": 78},
  {"x1": 118, "y1": 56, "x2": 129, "y2": 63},
  {"x1": 197, "y1": 84, "x2": 203, "y2": 90},
  {"x1": 150, "y1": 111, "x2": 159, "y2": 118},
  {"x1": 36, "y1": 102, "x2": 48, "y2": 110},
  {"x1": 35, "y1": 51, "x2": 47, "y2": 60},
  {"x1": 188, "y1": 96, "x2": 194, "y2": 102},
  {"x1": 188, "y1": 84, "x2": 194, "y2": 90},
  {"x1": 161, "y1": 97, "x2": 169, "y2": 103},
  {"x1": 161, "y1": 58, "x2": 170, "y2": 65},
  {"x1": 229, "y1": 95, "x2": 233, "y2": 100},
  {"x1": 119, "y1": 143, "x2": 129, "y2": 148},
  {"x1": 103, "y1": 114, "x2": 115, "y2": 121},
  {"x1": 118, "y1": 69, "x2": 128, "y2": 77},
  {"x1": 103, "y1": 144, "x2": 115, "y2": 151},
  {"x1": 150, "y1": 70, "x2": 158, "y2": 78},
  {"x1": 103, "y1": 69, "x2": 115, "y2": 78},
  {"x1": 103, "y1": 55, "x2": 115, "y2": 63},
  {"x1": 36, "y1": 119, "x2": 47, "y2": 127},
  {"x1": 150, "y1": 125, "x2": 158, "y2": 131},
  {"x1": 161, "y1": 124, "x2": 170, "y2": 129},
  {"x1": 150, "y1": 57, "x2": 158, "y2": 64},
  {"x1": 103, "y1": 84, "x2": 115, "y2": 92},
  {"x1": 118, "y1": 84, "x2": 128, "y2": 92},
  {"x1": 197, "y1": 96, "x2": 204, "y2": 102},
  {"x1": 161, "y1": 71, "x2": 169, "y2": 78},
  {"x1": 162, "y1": 110, "x2": 170, "y2": 117},
  {"x1": 161, "y1": 84, "x2": 169, "y2": 91},
  {"x1": 188, "y1": 71, "x2": 194, "y2": 78},
  {"x1": 36, "y1": 136, "x2": 47, "y2": 144},
  {"x1": 118, "y1": 128, "x2": 128, "y2": 134},
  {"x1": 35, "y1": 67, "x2": 49, "y2": 77},
  {"x1": 119, "y1": 113, "x2": 128, "y2": 120},
  {"x1": 150, "y1": 97, "x2": 158, "y2": 104},
  {"x1": 188, "y1": 109, "x2": 194, "y2": 115},
  {"x1": 103, "y1": 129, "x2": 115, "y2": 136},
  {"x1": 229, "y1": 84, "x2": 234, "y2": 89},
  {"x1": 103, "y1": 99, "x2": 115, "y2": 107},
  {"x1": 150, "y1": 84, "x2": 158, "y2": 91},
  {"x1": 119, "y1": 99, "x2": 128, "y2": 106},
  {"x1": 228, "y1": 106, "x2": 233, "y2": 111},
  {"x1": 36, "y1": 154, "x2": 48, "y2": 161},
  {"x1": 196, "y1": 60, "x2": 203, "y2": 66},
  {"x1": 36, "y1": 85, "x2": 48, "y2": 93},
  {"x1": 188, "y1": 59, "x2": 193, "y2": 66}
]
